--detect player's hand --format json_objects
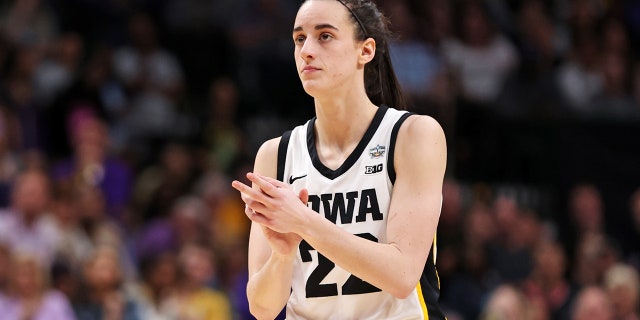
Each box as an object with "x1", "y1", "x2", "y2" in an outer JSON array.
[
  {"x1": 234, "y1": 173, "x2": 309, "y2": 256},
  {"x1": 233, "y1": 172, "x2": 309, "y2": 235}
]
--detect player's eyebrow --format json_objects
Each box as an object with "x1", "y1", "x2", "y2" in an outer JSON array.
[{"x1": 293, "y1": 24, "x2": 340, "y2": 33}]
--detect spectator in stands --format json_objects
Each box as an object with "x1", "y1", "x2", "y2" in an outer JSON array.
[
  {"x1": 464, "y1": 200, "x2": 498, "y2": 248},
  {"x1": 50, "y1": 261, "x2": 81, "y2": 314},
  {"x1": 73, "y1": 185, "x2": 136, "y2": 279},
  {"x1": 571, "y1": 286, "x2": 614, "y2": 320},
  {"x1": 442, "y1": 0, "x2": 518, "y2": 105},
  {"x1": 588, "y1": 48, "x2": 639, "y2": 120},
  {"x1": 0, "y1": 169, "x2": 59, "y2": 267},
  {"x1": 497, "y1": 0, "x2": 566, "y2": 119},
  {"x1": 112, "y1": 11, "x2": 186, "y2": 162},
  {"x1": 75, "y1": 244, "x2": 140, "y2": 320},
  {"x1": 565, "y1": 183, "x2": 606, "y2": 256},
  {"x1": 410, "y1": 0, "x2": 458, "y2": 131},
  {"x1": 603, "y1": 263, "x2": 639, "y2": 320},
  {"x1": 442, "y1": 201, "x2": 500, "y2": 320},
  {"x1": 585, "y1": 15, "x2": 639, "y2": 121},
  {"x1": 49, "y1": 182, "x2": 136, "y2": 284},
  {"x1": 565, "y1": 0, "x2": 603, "y2": 43},
  {"x1": 133, "y1": 195, "x2": 209, "y2": 263},
  {"x1": 196, "y1": 171, "x2": 248, "y2": 260},
  {"x1": 131, "y1": 251, "x2": 180, "y2": 320},
  {"x1": 2, "y1": 42, "x2": 46, "y2": 150},
  {"x1": 0, "y1": 252, "x2": 75, "y2": 320},
  {"x1": 48, "y1": 186, "x2": 93, "y2": 269},
  {"x1": 46, "y1": 45, "x2": 127, "y2": 160},
  {"x1": 228, "y1": 0, "x2": 300, "y2": 116},
  {"x1": 51, "y1": 114, "x2": 132, "y2": 223},
  {"x1": 553, "y1": 0, "x2": 605, "y2": 117},
  {"x1": 0, "y1": 0, "x2": 58, "y2": 46},
  {"x1": 573, "y1": 233, "x2": 621, "y2": 287},
  {"x1": 385, "y1": 1, "x2": 444, "y2": 103},
  {"x1": 442, "y1": 0, "x2": 518, "y2": 179},
  {"x1": 175, "y1": 242, "x2": 232, "y2": 320},
  {"x1": 200, "y1": 77, "x2": 246, "y2": 174},
  {"x1": 479, "y1": 284, "x2": 531, "y2": 320},
  {"x1": 521, "y1": 240, "x2": 577, "y2": 320},
  {"x1": 33, "y1": 32, "x2": 83, "y2": 107},
  {"x1": 489, "y1": 195, "x2": 538, "y2": 282},
  {"x1": 418, "y1": 0, "x2": 454, "y2": 46},
  {"x1": 223, "y1": 239, "x2": 251, "y2": 319},
  {"x1": 555, "y1": 33, "x2": 602, "y2": 114},
  {"x1": 131, "y1": 142, "x2": 198, "y2": 224},
  {"x1": 569, "y1": 184, "x2": 604, "y2": 229}
]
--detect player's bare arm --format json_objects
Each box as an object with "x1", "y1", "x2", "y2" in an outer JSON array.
[{"x1": 240, "y1": 137, "x2": 299, "y2": 320}]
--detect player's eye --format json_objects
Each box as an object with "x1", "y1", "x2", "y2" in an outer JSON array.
[
  {"x1": 319, "y1": 33, "x2": 333, "y2": 41},
  {"x1": 294, "y1": 35, "x2": 306, "y2": 45}
]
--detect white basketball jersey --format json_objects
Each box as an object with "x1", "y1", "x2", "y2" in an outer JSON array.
[{"x1": 277, "y1": 106, "x2": 438, "y2": 319}]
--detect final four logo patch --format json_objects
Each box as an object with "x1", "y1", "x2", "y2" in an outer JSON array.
[{"x1": 369, "y1": 145, "x2": 386, "y2": 159}]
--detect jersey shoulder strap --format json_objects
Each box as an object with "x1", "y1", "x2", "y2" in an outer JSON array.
[
  {"x1": 387, "y1": 111, "x2": 413, "y2": 184},
  {"x1": 277, "y1": 130, "x2": 292, "y2": 182}
]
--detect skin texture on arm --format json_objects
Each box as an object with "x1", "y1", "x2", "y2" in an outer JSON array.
[
  {"x1": 243, "y1": 137, "x2": 301, "y2": 320},
  {"x1": 237, "y1": 114, "x2": 447, "y2": 299}
]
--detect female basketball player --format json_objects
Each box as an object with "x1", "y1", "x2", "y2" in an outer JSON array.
[{"x1": 231, "y1": 0, "x2": 447, "y2": 319}]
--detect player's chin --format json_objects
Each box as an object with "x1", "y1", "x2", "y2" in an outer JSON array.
[{"x1": 300, "y1": 81, "x2": 326, "y2": 98}]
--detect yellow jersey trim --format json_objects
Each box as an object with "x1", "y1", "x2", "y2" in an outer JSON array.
[{"x1": 416, "y1": 282, "x2": 429, "y2": 320}]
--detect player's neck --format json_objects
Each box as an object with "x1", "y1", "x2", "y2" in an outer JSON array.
[{"x1": 313, "y1": 96, "x2": 377, "y2": 153}]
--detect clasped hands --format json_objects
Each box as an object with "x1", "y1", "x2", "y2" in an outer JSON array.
[{"x1": 232, "y1": 172, "x2": 309, "y2": 236}]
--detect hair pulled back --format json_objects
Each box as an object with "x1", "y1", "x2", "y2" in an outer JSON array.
[{"x1": 304, "y1": 0, "x2": 407, "y2": 109}]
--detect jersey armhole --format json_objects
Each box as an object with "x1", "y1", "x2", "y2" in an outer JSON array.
[
  {"x1": 277, "y1": 130, "x2": 292, "y2": 182},
  {"x1": 387, "y1": 112, "x2": 413, "y2": 185}
]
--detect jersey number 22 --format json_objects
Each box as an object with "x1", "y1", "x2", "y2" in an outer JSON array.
[{"x1": 299, "y1": 233, "x2": 382, "y2": 298}]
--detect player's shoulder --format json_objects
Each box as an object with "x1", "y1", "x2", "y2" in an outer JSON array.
[
  {"x1": 258, "y1": 136, "x2": 281, "y2": 153},
  {"x1": 256, "y1": 136, "x2": 281, "y2": 163},
  {"x1": 400, "y1": 114, "x2": 445, "y2": 144},
  {"x1": 393, "y1": 114, "x2": 447, "y2": 177},
  {"x1": 253, "y1": 137, "x2": 283, "y2": 179}
]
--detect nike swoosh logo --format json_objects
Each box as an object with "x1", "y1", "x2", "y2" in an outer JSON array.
[{"x1": 288, "y1": 174, "x2": 307, "y2": 184}]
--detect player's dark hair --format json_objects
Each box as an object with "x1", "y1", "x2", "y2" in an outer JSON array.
[{"x1": 303, "y1": 0, "x2": 408, "y2": 109}]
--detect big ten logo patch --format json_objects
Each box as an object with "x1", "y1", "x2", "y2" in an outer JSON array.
[{"x1": 365, "y1": 164, "x2": 383, "y2": 175}]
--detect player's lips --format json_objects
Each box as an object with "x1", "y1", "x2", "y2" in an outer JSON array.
[{"x1": 301, "y1": 66, "x2": 321, "y2": 73}]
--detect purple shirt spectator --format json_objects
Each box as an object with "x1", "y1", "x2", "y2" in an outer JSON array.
[
  {"x1": 0, "y1": 290, "x2": 76, "y2": 320},
  {"x1": 133, "y1": 218, "x2": 176, "y2": 261},
  {"x1": 51, "y1": 157, "x2": 132, "y2": 221}
]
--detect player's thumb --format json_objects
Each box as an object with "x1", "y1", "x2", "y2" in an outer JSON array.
[{"x1": 298, "y1": 188, "x2": 309, "y2": 205}]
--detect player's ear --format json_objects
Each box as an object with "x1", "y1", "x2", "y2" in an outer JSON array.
[{"x1": 359, "y1": 38, "x2": 376, "y2": 65}]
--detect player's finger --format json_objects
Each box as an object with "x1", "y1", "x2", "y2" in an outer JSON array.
[
  {"x1": 232, "y1": 180, "x2": 270, "y2": 206},
  {"x1": 246, "y1": 172, "x2": 279, "y2": 197},
  {"x1": 260, "y1": 174, "x2": 289, "y2": 188},
  {"x1": 231, "y1": 180, "x2": 256, "y2": 195}
]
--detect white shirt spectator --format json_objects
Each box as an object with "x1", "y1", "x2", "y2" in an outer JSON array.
[
  {"x1": 0, "y1": 209, "x2": 60, "y2": 267},
  {"x1": 442, "y1": 35, "x2": 518, "y2": 103},
  {"x1": 556, "y1": 61, "x2": 603, "y2": 111}
]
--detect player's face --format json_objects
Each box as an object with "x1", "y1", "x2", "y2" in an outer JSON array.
[{"x1": 292, "y1": 0, "x2": 363, "y2": 97}]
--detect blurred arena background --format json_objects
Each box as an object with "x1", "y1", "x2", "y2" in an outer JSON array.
[{"x1": 0, "y1": 0, "x2": 639, "y2": 319}]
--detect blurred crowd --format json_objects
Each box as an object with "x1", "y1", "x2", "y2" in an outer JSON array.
[{"x1": 0, "y1": 0, "x2": 638, "y2": 319}]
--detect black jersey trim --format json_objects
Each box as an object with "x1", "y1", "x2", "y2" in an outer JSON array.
[
  {"x1": 387, "y1": 112, "x2": 413, "y2": 185},
  {"x1": 307, "y1": 105, "x2": 388, "y2": 180},
  {"x1": 420, "y1": 242, "x2": 446, "y2": 319},
  {"x1": 277, "y1": 130, "x2": 292, "y2": 182}
]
